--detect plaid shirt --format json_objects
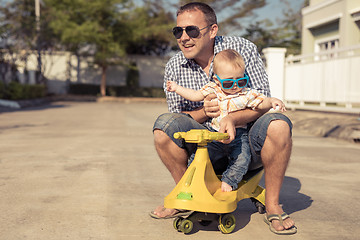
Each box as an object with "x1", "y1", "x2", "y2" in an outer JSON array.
[{"x1": 164, "y1": 36, "x2": 270, "y2": 127}]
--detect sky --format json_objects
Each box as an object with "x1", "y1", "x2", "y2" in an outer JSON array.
[
  {"x1": 252, "y1": 0, "x2": 304, "y2": 25},
  {"x1": 220, "y1": 0, "x2": 305, "y2": 34},
  {"x1": 1, "y1": 0, "x2": 305, "y2": 29},
  {"x1": 137, "y1": 0, "x2": 306, "y2": 35},
  {"x1": 0, "y1": 0, "x2": 305, "y2": 36}
]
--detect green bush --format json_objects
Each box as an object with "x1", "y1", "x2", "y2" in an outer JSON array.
[
  {"x1": 1, "y1": 82, "x2": 46, "y2": 100},
  {"x1": 27, "y1": 84, "x2": 46, "y2": 99},
  {"x1": 5, "y1": 82, "x2": 23, "y2": 100}
]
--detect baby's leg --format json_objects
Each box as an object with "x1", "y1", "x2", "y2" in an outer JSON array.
[
  {"x1": 221, "y1": 181, "x2": 233, "y2": 192},
  {"x1": 221, "y1": 129, "x2": 250, "y2": 192}
]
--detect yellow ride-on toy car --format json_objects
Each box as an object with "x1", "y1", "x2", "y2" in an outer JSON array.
[{"x1": 164, "y1": 129, "x2": 266, "y2": 234}]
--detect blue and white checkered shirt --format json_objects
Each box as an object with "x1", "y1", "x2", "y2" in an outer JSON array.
[{"x1": 164, "y1": 36, "x2": 270, "y2": 126}]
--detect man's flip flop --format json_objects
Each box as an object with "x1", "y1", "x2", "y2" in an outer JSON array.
[
  {"x1": 149, "y1": 208, "x2": 192, "y2": 219},
  {"x1": 264, "y1": 212, "x2": 297, "y2": 235}
]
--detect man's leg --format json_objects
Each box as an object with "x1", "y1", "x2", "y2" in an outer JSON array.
[
  {"x1": 151, "y1": 113, "x2": 204, "y2": 218},
  {"x1": 152, "y1": 130, "x2": 189, "y2": 218},
  {"x1": 248, "y1": 113, "x2": 295, "y2": 231},
  {"x1": 153, "y1": 129, "x2": 188, "y2": 184},
  {"x1": 261, "y1": 119, "x2": 295, "y2": 231}
]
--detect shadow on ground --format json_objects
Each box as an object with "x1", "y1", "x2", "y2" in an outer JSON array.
[{"x1": 232, "y1": 176, "x2": 312, "y2": 233}]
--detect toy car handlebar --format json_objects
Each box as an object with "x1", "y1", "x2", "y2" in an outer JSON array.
[{"x1": 174, "y1": 129, "x2": 229, "y2": 146}]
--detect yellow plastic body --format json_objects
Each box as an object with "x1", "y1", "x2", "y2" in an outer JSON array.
[{"x1": 164, "y1": 129, "x2": 265, "y2": 214}]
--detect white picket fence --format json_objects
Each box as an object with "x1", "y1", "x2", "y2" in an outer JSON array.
[{"x1": 265, "y1": 45, "x2": 360, "y2": 114}]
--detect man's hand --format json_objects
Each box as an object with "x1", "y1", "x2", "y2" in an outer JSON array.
[
  {"x1": 218, "y1": 114, "x2": 236, "y2": 144},
  {"x1": 203, "y1": 93, "x2": 220, "y2": 118}
]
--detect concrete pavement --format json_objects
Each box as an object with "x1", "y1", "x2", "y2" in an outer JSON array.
[{"x1": 0, "y1": 100, "x2": 360, "y2": 240}]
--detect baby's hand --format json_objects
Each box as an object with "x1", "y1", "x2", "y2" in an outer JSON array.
[
  {"x1": 166, "y1": 81, "x2": 178, "y2": 92},
  {"x1": 271, "y1": 98, "x2": 286, "y2": 112}
]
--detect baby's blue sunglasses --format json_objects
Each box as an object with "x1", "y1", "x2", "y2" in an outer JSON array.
[{"x1": 215, "y1": 73, "x2": 249, "y2": 89}]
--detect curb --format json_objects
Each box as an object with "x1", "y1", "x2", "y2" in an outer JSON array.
[
  {"x1": 284, "y1": 110, "x2": 360, "y2": 143},
  {"x1": 0, "y1": 95, "x2": 166, "y2": 110}
]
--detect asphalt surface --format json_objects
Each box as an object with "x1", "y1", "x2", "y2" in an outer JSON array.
[{"x1": 0, "y1": 98, "x2": 360, "y2": 240}]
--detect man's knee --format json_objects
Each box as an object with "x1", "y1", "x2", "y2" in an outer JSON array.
[
  {"x1": 267, "y1": 119, "x2": 292, "y2": 148},
  {"x1": 153, "y1": 112, "x2": 193, "y2": 150},
  {"x1": 268, "y1": 119, "x2": 291, "y2": 136},
  {"x1": 153, "y1": 113, "x2": 175, "y2": 131},
  {"x1": 153, "y1": 129, "x2": 170, "y2": 146},
  {"x1": 249, "y1": 113, "x2": 292, "y2": 151}
]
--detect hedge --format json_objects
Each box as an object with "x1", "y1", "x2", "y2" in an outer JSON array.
[
  {"x1": 0, "y1": 81, "x2": 46, "y2": 100},
  {"x1": 0, "y1": 81, "x2": 165, "y2": 100}
]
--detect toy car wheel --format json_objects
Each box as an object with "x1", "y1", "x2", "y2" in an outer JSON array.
[
  {"x1": 179, "y1": 219, "x2": 193, "y2": 234},
  {"x1": 251, "y1": 198, "x2": 266, "y2": 214},
  {"x1": 218, "y1": 214, "x2": 236, "y2": 234},
  {"x1": 173, "y1": 217, "x2": 183, "y2": 232},
  {"x1": 257, "y1": 204, "x2": 266, "y2": 214}
]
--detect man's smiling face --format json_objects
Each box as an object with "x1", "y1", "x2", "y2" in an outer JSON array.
[{"x1": 176, "y1": 9, "x2": 216, "y2": 62}]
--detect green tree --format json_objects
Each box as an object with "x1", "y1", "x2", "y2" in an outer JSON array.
[
  {"x1": 45, "y1": 0, "x2": 133, "y2": 96},
  {"x1": 44, "y1": 0, "x2": 95, "y2": 83},
  {"x1": 125, "y1": 0, "x2": 175, "y2": 55},
  {"x1": 0, "y1": 0, "x2": 59, "y2": 85},
  {"x1": 273, "y1": 0, "x2": 307, "y2": 55},
  {"x1": 241, "y1": 0, "x2": 307, "y2": 56},
  {"x1": 46, "y1": 0, "x2": 175, "y2": 95},
  {"x1": 178, "y1": 0, "x2": 267, "y2": 35},
  {"x1": 242, "y1": 19, "x2": 276, "y2": 53}
]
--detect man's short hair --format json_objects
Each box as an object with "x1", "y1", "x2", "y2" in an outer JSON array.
[{"x1": 177, "y1": 2, "x2": 217, "y2": 25}]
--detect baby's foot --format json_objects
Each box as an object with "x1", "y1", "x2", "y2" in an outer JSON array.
[{"x1": 221, "y1": 182, "x2": 232, "y2": 192}]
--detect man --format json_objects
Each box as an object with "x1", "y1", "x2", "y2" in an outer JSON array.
[{"x1": 150, "y1": 2, "x2": 296, "y2": 235}]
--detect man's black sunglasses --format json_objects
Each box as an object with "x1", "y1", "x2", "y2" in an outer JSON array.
[{"x1": 172, "y1": 25, "x2": 212, "y2": 39}]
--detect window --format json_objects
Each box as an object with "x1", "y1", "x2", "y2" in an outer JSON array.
[
  {"x1": 315, "y1": 38, "x2": 339, "y2": 60},
  {"x1": 351, "y1": 9, "x2": 360, "y2": 28}
]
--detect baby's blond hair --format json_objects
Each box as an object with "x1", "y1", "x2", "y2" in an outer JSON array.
[{"x1": 213, "y1": 49, "x2": 245, "y2": 74}]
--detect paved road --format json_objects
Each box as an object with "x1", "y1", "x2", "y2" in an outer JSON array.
[{"x1": 0, "y1": 100, "x2": 359, "y2": 240}]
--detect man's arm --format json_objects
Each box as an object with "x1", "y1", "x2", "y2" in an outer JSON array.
[
  {"x1": 217, "y1": 108, "x2": 266, "y2": 144},
  {"x1": 203, "y1": 93, "x2": 266, "y2": 124},
  {"x1": 228, "y1": 108, "x2": 265, "y2": 126},
  {"x1": 203, "y1": 93, "x2": 267, "y2": 143},
  {"x1": 183, "y1": 107, "x2": 208, "y2": 123}
]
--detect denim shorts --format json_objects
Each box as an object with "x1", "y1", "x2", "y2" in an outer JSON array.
[{"x1": 153, "y1": 112, "x2": 292, "y2": 172}]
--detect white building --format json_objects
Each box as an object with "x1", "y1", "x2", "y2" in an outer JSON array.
[
  {"x1": 302, "y1": 0, "x2": 360, "y2": 56},
  {"x1": 265, "y1": 0, "x2": 360, "y2": 113}
]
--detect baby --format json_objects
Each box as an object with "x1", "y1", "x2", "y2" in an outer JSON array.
[{"x1": 167, "y1": 49, "x2": 286, "y2": 192}]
